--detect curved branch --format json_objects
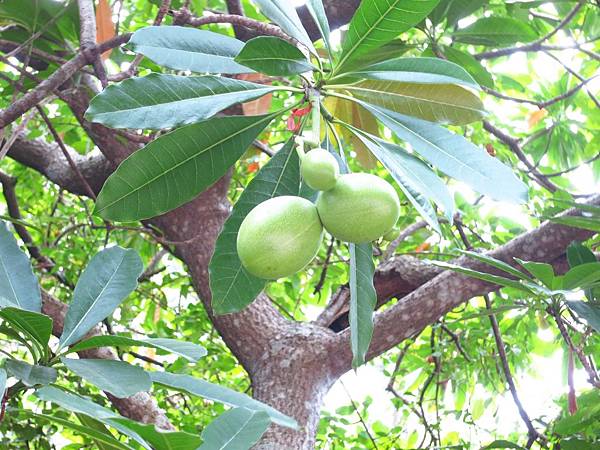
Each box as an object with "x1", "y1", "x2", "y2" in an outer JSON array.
[{"x1": 330, "y1": 195, "x2": 600, "y2": 375}]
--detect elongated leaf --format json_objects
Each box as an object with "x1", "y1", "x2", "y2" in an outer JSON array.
[
  {"x1": 0, "y1": 220, "x2": 41, "y2": 312},
  {"x1": 305, "y1": 0, "x2": 332, "y2": 59},
  {"x1": 198, "y1": 407, "x2": 270, "y2": 450},
  {"x1": 76, "y1": 414, "x2": 134, "y2": 450},
  {"x1": 252, "y1": 0, "x2": 315, "y2": 53},
  {"x1": 61, "y1": 358, "x2": 152, "y2": 398},
  {"x1": 351, "y1": 129, "x2": 453, "y2": 231},
  {"x1": 336, "y1": 0, "x2": 439, "y2": 73},
  {"x1": 514, "y1": 259, "x2": 555, "y2": 288},
  {"x1": 567, "y1": 301, "x2": 600, "y2": 333},
  {"x1": 108, "y1": 418, "x2": 202, "y2": 450},
  {"x1": 460, "y1": 251, "x2": 532, "y2": 281},
  {"x1": 235, "y1": 36, "x2": 315, "y2": 76},
  {"x1": 564, "y1": 263, "x2": 600, "y2": 290},
  {"x1": 442, "y1": 45, "x2": 494, "y2": 89},
  {"x1": 0, "y1": 368, "x2": 6, "y2": 398},
  {"x1": 150, "y1": 371, "x2": 297, "y2": 429},
  {"x1": 59, "y1": 247, "x2": 143, "y2": 349},
  {"x1": 453, "y1": 17, "x2": 538, "y2": 46},
  {"x1": 128, "y1": 26, "x2": 252, "y2": 74},
  {"x1": 431, "y1": 0, "x2": 487, "y2": 26},
  {"x1": 428, "y1": 260, "x2": 534, "y2": 293},
  {"x1": 482, "y1": 441, "x2": 527, "y2": 450},
  {"x1": 349, "y1": 242, "x2": 377, "y2": 368},
  {"x1": 340, "y1": 80, "x2": 485, "y2": 125},
  {"x1": 21, "y1": 411, "x2": 134, "y2": 450},
  {"x1": 86, "y1": 74, "x2": 277, "y2": 130},
  {"x1": 361, "y1": 104, "x2": 528, "y2": 203},
  {"x1": 0, "y1": 307, "x2": 52, "y2": 353},
  {"x1": 35, "y1": 386, "x2": 151, "y2": 449},
  {"x1": 550, "y1": 216, "x2": 600, "y2": 232},
  {"x1": 5, "y1": 360, "x2": 57, "y2": 386},
  {"x1": 567, "y1": 242, "x2": 597, "y2": 268},
  {"x1": 210, "y1": 138, "x2": 301, "y2": 315},
  {"x1": 338, "y1": 57, "x2": 479, "y2": 90},
  {"x1": 95, "y1": 113, "x2": 278, "y2": 221},
  {"x1": 67, "y1": 335, "x2": 206, "y2": 362}
]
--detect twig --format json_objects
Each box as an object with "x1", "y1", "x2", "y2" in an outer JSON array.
[
  {"x1": 485, "y1": 294, "x2": 546, "y2": 448},
  {"x1": 341, "y1": 381, "x2": 379, "y2": 450},
  {"x1": 128, "y1": 350, "x2": 165, "y2": 367},
  {"x1": 475, "y1": 1, "x2": 585, "y2": 60},
  {"x1": 384, "y1": 220, "x2": 431, "y2": 260},
  {"x1": 549, "y1": 305, "x2": 600, "y2": 388},
  {"x1": 35, "y1": 106, "x2": 97, "y2": 200},
  {"x1": 313, "y1": 236, "x2": 335, "y2": 295},
  {"x1": 483, "y1": 120, "x2": 559, "y2": 193},
  {"x1": 77, "y1": 0, "x2": 108, "y2": 88},
  {"x1": 440, "y1": 324, "x2": 472, "y2": 362},
  {"x1": 252, "y1": 139, "x2": 275, "y2": 157}
]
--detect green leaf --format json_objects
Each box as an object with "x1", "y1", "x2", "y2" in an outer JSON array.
[
  {"x1": 0, "y1": 307, "x2": 52, "y2": 356},
  {"x1": 550, "y1": 216, "x2": 600, "y2": 232},
  {"x1": 566, "y1": 300, "x2": 600, "y2": 333},
  {"x1": 59, "y1": 247, "x2": 143, "y2": 349},
  {"x1": 567, "y1": 241, "x2": 597, "y2": 268},
  {"x1": 514, "y1": 259, "x2": 555, "y2": 288},
  {"x1": 431, "y1": 0, "x2": 487, "y2": 25},
  {"x1": 76, "y1": 414, "x2": 134, "y2": 450},
  {"x1": 5, "y1": 360, "x2": 57, "y2": 386},
  {"x1": 453, "y1": 17, "x2": 539, "y2": 46},
  {"x1": 35, "y1": 386, "x2": 197, "y2": 449},
  {"x1": 481, "y1": 440, "x2": 527, "y2": 450},
  {"x1": 20, "y1": 411, "x2": 134, "y2": 450},
  {"x1": 337, "y1": 57, "x2": 480, "y2": 90},
  {"x1": 0, "y1": 368, "x2": 6, "y2": 398},
  {"x1": 198, "y1": 407, "x2": 270, "y2": 450},
  {"x1": 85, "y1": 74, "x2": 277, "y2": 130},
  {"x1": 563, "y1": 262, "x2": 600, "y2": 290},
  {"x1": 128, "y1": 26, "x2": 252, "y2": 74},
  {"x1": 442, "y1": 45, "x2": 494, "y2": 89},
  {"x1": 339, "y1": 80, "x2": 485, "y2": 125},
  {"x1": 95, "y1": 113, "x2": 279, "y2": 221},
  {"x1": 560, "y1": 439, "x2": 600, "y2": 450},
  {"x1": 209, "y1": 138, "x2": 301, "y2": 315},
  {"x1": 150, "y1": 371, "x2": 298, "y2": 429},
  {"x1": 252, "y1": 0, "x2": 316, "y2": 53},
  {"x1": 336, "y1": 0, "x2": 439, "y2": 73},
  {"x1": 360, "y1": 105, "x2": 528, "y2": 203},
  {"x1": 305, "y1": 0, "x2": 332, "y2": 60},
  {"x1": 428, "y1": 260, "x2": 534, "y2": 293},
  {"x1": 554, "y1": 397, "x2": 600, "y2": 434},
  {"x1": 0, "y1": 220, "x2": 41, "y2": 312},
  {"x1": 67, "y1": 335, "x2": 206, "y2": 363},
  {"x1": 235, "y1": 36, "x2": 315, "y2": 76},
  {"x1": 35, "y1": 386, "x2": 151, "y2": 449},
  {"x1": 61, "y1": 358, "x2": 152, "y2": 398},
  {"x1": 349, "y1": 242, "x2": 377, "y2": 368},
  {"x1": 460, "y1": 251, "x2": 532, "y2": 281},
  {"x1": 350, "y1": 130, "x2": 453, "y2": 232},
  {"x1": 108, "y1": 418, "x2": 202, "y2": 450}
]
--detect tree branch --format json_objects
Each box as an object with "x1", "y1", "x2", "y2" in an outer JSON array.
[{"x1": 329, "y1": 195, "x2": 600, "y2": 375}]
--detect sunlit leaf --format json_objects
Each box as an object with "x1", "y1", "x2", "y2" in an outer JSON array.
[
  {"x1": 235, "y1": 36, "x2": 315, "y2": 76},
  {"x1": 197, "y1": 407, "x2": 270, "y2": 450}
]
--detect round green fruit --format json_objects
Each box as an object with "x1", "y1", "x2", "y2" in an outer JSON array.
[
  {"x1": 316, "y1": 173, "x2": 400, "y2": 243},
  {"x1": 301, "y1": 148, "x2": 339, "y2": 191},
  {"x1": 237, "y1": 196, "x2": 324, "y2": 279}
]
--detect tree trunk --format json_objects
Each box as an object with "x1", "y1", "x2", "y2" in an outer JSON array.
[{"x1": 249, "y1": 323, "x2": 342, "y2": 449}]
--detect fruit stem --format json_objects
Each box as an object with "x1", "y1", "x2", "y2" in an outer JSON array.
[{"x1": 310, "y1": 89, "x2": 320, "y2": 147}]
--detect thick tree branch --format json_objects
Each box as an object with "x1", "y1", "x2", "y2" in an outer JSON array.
[{"x1": 330, "y1": 195, "x2": 600, "y2": 375}]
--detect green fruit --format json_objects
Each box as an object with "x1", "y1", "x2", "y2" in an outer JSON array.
[
  {"x1": 316, "y1": 173, "x2": 400, "y2": 243},
  {"x1": 301, "y1": 148, "x2": 339, "y2": 191},
  {"x1": 237, "y1": 196, "x2": 324, "y2": 279},
  {"x1": 383, "y1": 226, "x2": 401, "y2": 242}
]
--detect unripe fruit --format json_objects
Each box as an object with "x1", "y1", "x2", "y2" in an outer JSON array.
[
  {"x1": 383, "y1": 226, "x2": 401, "y2": 242},
  {"x1": 301, "y1": 148, "x2": 339, "y2": 191},
  {"x1": 316, "y1": 173, "x2": 400, "y2": 243},
  {"x1": 237, "y1": 196, "x2": 324, "y2": 279}
]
